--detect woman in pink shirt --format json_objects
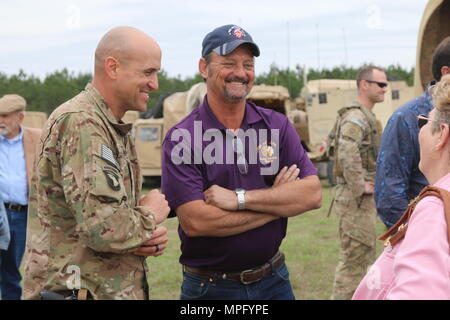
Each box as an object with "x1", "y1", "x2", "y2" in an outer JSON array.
[{"x1": 353, "y1": 75, "x2": 450, "y2": 300}]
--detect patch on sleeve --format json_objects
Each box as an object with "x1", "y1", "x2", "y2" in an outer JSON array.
[
  {"x1": 348, "y1": 118, "x2": 365, "y2": 128},
  {"x1": 101, "y1": 144, "x2": 120, "y2": 168},
  {"x1": 103, "y1": 166, "x2": 121, "y2": 191},
  {"x1": 340, "y1": 121, "x2": 364, "y2": 142}
]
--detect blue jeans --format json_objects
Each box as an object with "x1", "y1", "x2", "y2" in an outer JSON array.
[
  {"x1": 180, "y1": 263, "x2": 295, "y2": 300},
  {"x1": 0, "y1": 208, "x2": 27, "y2": 300}
]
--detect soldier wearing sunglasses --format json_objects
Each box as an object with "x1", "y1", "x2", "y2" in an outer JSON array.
[
  {"x1": 374, "y1": 36, "x2": 450, "y2": 230},
  {"x1": 330, "y1": 65, "x2": 388, "y2": 300}
]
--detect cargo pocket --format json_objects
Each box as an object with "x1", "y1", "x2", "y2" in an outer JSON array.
[{"x1": 336, "y1": 194, "x2": 376, "y2": 248}]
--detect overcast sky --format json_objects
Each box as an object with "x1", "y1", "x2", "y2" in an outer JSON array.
[{"x1": 0, "y1": 0, "x2": 429, "y2": 79}]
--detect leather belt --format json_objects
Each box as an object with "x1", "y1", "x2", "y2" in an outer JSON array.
[
  {"x1": 44, "y1": 289, "x2": 92, "y2": 300},
  {"x1": 4, "y1": 202, "x2": 28, "y2": 212},
  {"x1": 183, "y1": 252, "x2": 285, "y2": 285}
]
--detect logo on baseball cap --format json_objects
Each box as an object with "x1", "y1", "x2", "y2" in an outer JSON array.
[{"x1": 202, "y1": 24, "x2": 260, "y2": 58}]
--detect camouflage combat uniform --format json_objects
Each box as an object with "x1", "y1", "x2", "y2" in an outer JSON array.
[
  {"x1": 23, "y1": 84, "x2": 157, "y2": 300},
  {"x1": 330, "y1": 101, "x2": 381, "y2": 300}
]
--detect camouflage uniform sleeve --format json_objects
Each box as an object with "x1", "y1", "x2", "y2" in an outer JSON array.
[
  {"x1": 58, "y1": 113, "x2": 156, "y2": 254},
  {"x1": 337, "y1": 111, "x2": 366, "y2": 197}
]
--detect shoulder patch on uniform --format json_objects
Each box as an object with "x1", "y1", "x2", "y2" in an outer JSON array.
[
  {"x1": 347, "y1": 119, "x2": 365, "y2": 128},
  {"x1": 101, "y1": 144, "x2": 120, "y2": 168},
  {"x1": 103, "y1": 166, "x2": 121, "y2": 191},
  {"x1": 340, "y1": 122, "x2": 364, "y2": 141}
]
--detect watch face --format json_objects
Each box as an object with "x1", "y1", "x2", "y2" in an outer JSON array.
[{"x1": 235, "y1": 188, "x2": 245, "y2": 194}]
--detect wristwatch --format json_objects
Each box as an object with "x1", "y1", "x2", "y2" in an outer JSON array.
[{"x1": 235, "y1": 188, "x2": 246, "y2": 210}]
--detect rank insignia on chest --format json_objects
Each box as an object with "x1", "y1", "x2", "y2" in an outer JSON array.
[{"x1": 103, "y1": 166, "x2": 121, "y2": 191}]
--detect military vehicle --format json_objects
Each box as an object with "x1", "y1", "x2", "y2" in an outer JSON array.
[
  {"x1": 298, "y1": 79, "x2": 414, "y2": 177},
  {"x1": 298, "y1": 0, "x2": 450, "y2": 177},
  {"x1": 300, "y1": 80, "x2": 414, "y2": 148}
]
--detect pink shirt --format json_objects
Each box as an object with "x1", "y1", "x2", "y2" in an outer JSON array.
[{"x1": 353, "y1": 173, "x2": 450, "y2": 300}]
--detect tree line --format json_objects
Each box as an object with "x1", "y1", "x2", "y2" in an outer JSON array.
[{"x1": 0, "y1": 64, "x2": 414, "y2": 115}]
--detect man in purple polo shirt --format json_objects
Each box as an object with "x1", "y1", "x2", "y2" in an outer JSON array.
[{"x1": 161, "y1": 24, "x2": 322, "y2": 300}]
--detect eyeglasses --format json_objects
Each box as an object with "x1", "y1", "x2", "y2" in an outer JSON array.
[
  {"x1": 232, "y1": 136, "x2": 248, "y2": 175},
  {"x1": 417, "y1": 114, "x2": 439, "y2": 129},
  {"x1": 365, "y1": 80, "x2": 388, "y2": 88}
]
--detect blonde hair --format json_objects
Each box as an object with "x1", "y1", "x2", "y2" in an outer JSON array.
[
  {"x1": 431, "y1": 74, "x2": 450, "y2": 133},
  {"x1": 433, "y1": 74, "x2": 450, "y2": 111}
]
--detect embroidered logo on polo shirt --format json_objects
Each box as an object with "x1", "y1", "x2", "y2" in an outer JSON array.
[
  {"x1": 228, "y1": 26, "x2": 246, "y2": 38},
  {"x1": 258, "y1": 141, "x2": 278, "y2": 164}
]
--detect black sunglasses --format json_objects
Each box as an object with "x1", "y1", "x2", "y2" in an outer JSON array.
[
  {"x1": 417, "y1": 114, "x2": 438, "y2": 129},
  {"x1": 365, "y1": 80, "x2": 388, "y2": 88}
]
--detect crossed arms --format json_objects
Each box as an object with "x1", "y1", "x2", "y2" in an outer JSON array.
[{"x1": 176, "y1": 165, "x2": 322, "y2": 237}]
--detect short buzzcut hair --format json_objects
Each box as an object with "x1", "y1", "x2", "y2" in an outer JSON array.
[
  {"x1": 356, "y1": 65, "x2": 385, "y2": 88},
  {"x1": 432, "y1": 36, "x2": 450, "y2": 82}
]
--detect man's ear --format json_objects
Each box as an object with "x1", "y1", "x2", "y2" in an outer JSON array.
[
  {"x1": 359, "y1": 80, "x2": 368, "y2": 92},
  {"x1": 104, "y1": 56, "x2": 120, "y2": 80},
  {"x1": 18, "y1": 112, "x2": 25, "y2": 123},
  {"x1": 199, "y1": 58, "x2": 208, "y2": 80},
  {"x1": 441, "y1": 66, "x2": 450, "y2": 77}
]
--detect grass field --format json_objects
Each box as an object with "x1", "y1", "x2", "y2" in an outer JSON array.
[{"x1": 144, "y1": 182, "x2": 386, "y2": 300}]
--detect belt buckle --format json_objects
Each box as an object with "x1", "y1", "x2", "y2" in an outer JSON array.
[
  {"x1": 239, "y1": 269, "x2": 257, "y2": 285},
  {"x1": 7, "y1": 203, "x2": 23, "y2": 211}
]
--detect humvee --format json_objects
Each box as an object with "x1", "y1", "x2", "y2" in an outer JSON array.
[
  {"x1": 298, "y1": 0, "x2": 450, "y2": 177},
  {"x1": 298, "y1": 79, "x2": 414, "y2": 177}
]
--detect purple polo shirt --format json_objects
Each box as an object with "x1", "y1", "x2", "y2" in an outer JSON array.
[{"x1": 161, "y1": 96, "x2": 317, "y2": 271}]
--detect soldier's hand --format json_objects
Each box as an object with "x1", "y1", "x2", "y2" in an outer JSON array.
[
  {"x1": 364, "y1": 181, "x2": 375, "y2": 195},
  {"x1": 273, "y1": 164, "x2": 300, "y2": 187},
  {"x1": 140, "y1": 189, "x2": 170, "y2": 224},
  {"x1": 204, "y1": 185, "x2": 237, "y2": 211},
  {"x1": 133, "y1": 226, "x2": 168, "y2": 257}
]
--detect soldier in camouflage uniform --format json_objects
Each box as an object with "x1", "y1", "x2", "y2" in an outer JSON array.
[
  {"x1": 23, "y1": 27, "x2": 170, "y2": 300},
  {"x1": 330, "y1": 66, "x2": 387, "y2": 300}
]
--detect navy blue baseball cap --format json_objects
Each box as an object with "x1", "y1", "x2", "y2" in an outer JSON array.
[{"x1": 202, "y1": 24, "x2": 260, "y2": 58}]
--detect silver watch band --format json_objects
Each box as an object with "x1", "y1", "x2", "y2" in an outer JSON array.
[{"x1": 235, "y1": 189, "x2": 246, "y2": 210}]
